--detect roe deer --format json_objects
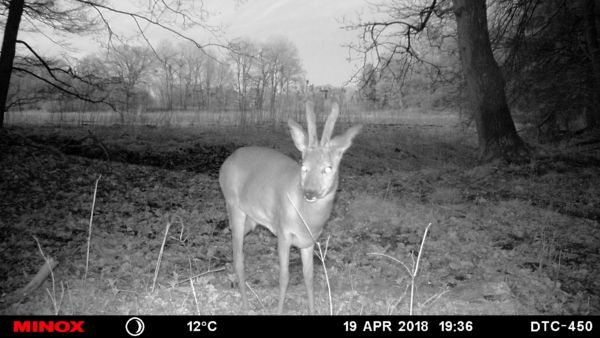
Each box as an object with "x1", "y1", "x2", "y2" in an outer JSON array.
[{"x1": 219, "y1": 102, "x2": 361, "y2": 314}]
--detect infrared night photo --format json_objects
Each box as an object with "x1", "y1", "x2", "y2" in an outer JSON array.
[{"x1": 0, "y1": 0, "x2": 598, "y2": 326}]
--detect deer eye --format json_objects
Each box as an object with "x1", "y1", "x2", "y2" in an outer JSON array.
[
  {"x1": 301, "y1": 165, "x2": 308, "y2": 173},
  {"x1": 323, "y1": 166, "x2": 332, "y2": 174}
]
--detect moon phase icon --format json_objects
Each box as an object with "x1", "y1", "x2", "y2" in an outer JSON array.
[{"x1": 125, "y1": 317, "x2": 145, "y2": 336}]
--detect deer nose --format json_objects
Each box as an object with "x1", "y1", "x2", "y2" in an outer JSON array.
[{"x1": 303, "y1": 190, "x2": 319, "y2": 202}]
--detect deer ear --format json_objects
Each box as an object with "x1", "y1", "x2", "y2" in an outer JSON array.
[
  {"x1": 288, "y1": 119, "x2": 307, "y2": 152},
  {"x1": 329, "y1": 124, "x2": 362, "y2": 155}
]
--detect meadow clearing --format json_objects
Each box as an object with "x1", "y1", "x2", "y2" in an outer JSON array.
[{"x1": 1, "y1": 109, "x2": 598, "y2": 314}]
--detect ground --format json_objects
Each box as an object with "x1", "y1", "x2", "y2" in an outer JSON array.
[{"x1": 0, "y1": 115, "x2": 598, "y2": 315}]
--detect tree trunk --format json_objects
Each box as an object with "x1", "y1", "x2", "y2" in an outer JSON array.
[
  {"x1": 206, "y1": 77, "x2": 211, "y2": 112},
  {"x1": 583, "y1": 0, "x2": 600, "y2": 128},
  {"x1": 453, "y1": 0, "x2": 529, "y2": 162},
  {"x1": 0, "y1": 0, "x2": 25, "y2": 128}
]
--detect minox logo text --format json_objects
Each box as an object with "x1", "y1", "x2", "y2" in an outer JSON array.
[{"x1": 13, "y1": 320, "x2": 85, "y2": 333}]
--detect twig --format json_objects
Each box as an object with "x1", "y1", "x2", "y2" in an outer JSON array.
[
  {"x1": 84, "y1": 175, "x2": 101, "y2": 286},
  {"x1": 319, "y1": 236, "x2": 333, "y2": 315},
  {"x1": 152, "y1": 220, "x2": 172, "y2": 292},
  {"x1": 174, "y1": 267, "x2": 226, "y2": 285},
  {"x1": 368, "y1": 252, "x2": 412, "y2": 276},
  {"x1": 422, "y1": 288, "x2": 449, "y2": 307},
  {"x1": 390, "y1": 284, "x2": 410, "y2": 314},
  {"x1": 368, "y1": 222, "x2": 432, "y2": 315},
  {"x1": 246, "y1": 281, "x2": 265, "y2": 311},
  {"x1": 33, "y1": 236, "x2": 63, "y2": 314},
  {"x1": 554, "y1": 249, "x2": 562, "y2": 291},
  {"x1": 17, "y1": 255, "x2": 58, "y2": 299},
  {"x1": 190, "y1": 277, "x2": 200, "y2": 315}
]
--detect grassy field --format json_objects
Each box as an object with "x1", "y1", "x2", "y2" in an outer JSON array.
[
  {"x1": 3, "y1": 107, "x2": 460, "y2": 128},
  {"x1": 0, "y1": 110, "x2": 598, "y2": 315}
]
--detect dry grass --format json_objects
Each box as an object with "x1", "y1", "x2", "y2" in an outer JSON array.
[{"x1": 5, "y1": 108, "x2": 460, "y2": 129}]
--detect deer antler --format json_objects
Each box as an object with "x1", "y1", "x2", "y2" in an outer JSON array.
[
  {"x1": 321, "y1": 102, "x2": 339, "y2": 146},
  {"x1": 305, "y1": 102, "x2": 317, "y2": 147}
]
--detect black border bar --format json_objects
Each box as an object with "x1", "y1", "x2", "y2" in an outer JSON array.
[{"x1": 0, "y1": 316, "x2": 598, "y2": 337}]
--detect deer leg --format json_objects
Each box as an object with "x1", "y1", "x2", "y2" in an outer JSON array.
[
  {"x1": 227, "y1": 203, "x2": 249, "y2": 313},
  {"x1": 300, "y1": 245, "x2": 315, "y2": 314},
  {"x1": 277, "y1": 235, "x2": 292, "y2": 314}
]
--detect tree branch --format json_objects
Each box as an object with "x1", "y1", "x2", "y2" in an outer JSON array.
[
  {"x1": 13, "y1": 66, "x2": 116, "y2": 111},
  {"x1": 74, "y1": 0, "x2": 230, "y2": 57},
  {"x1": 343, "y1": 0, "x2": 447, "y2": 89}
]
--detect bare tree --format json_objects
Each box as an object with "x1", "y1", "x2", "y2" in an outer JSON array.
[
  {"x1": 0, "y1": 0, "x2": 224, "y2": 128},
  {"x1": 0, "y1": 0, "x2": 101, "y2": 125},
  {"x1": 485, "y1": 0, "x2": 599, "y2": 136},
  {"x1": 150, "y1": 40, "x2": 230, "y2": 112},
  {"x1": 213, "y1": 58, "x2": 234, "y2": 111},
  {"x1": 253, "y1": 46, "x2": 271, "y2": 112},
  {"x1": 229, "y1": 38, "x2": 256, "y2": 115},
  {"x1": 105, "y1": 44, "x2": 154, "y2": 114},
  {"x1": 453, "y1": 0, "x2": 528, "y2": 161},
  {"x1": 348, "y1": 0, "x2": 528, "y2": 162},
  {"x1": 261, "y1": 37, "x2": 303, "y2": 118},
  {"x1": 0, "y1": 0, "x2": 24, "y2": 126},
  {"x1": 178, "y1": 42, "x2": 206, "y2": 110},
  {"x1": 5, "y1": 67, "x2": 53, "y2": 112},
  {"x1": 155, "y1": 40, "x2": 178, "y2": 111},
  {"x1": 72, "y1": 54, "x2": 115, "y2": 111},
  {"x1": 583, "y1": 0, "x2": 600, "y2": 127}
]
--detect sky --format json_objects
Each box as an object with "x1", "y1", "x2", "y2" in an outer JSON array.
[
  {"x1": 18, "y1": 0, "x2": 372, "y2": 87},
  {"x1": 205, "y1": 0, "x2": 369, "y2": 86}
]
